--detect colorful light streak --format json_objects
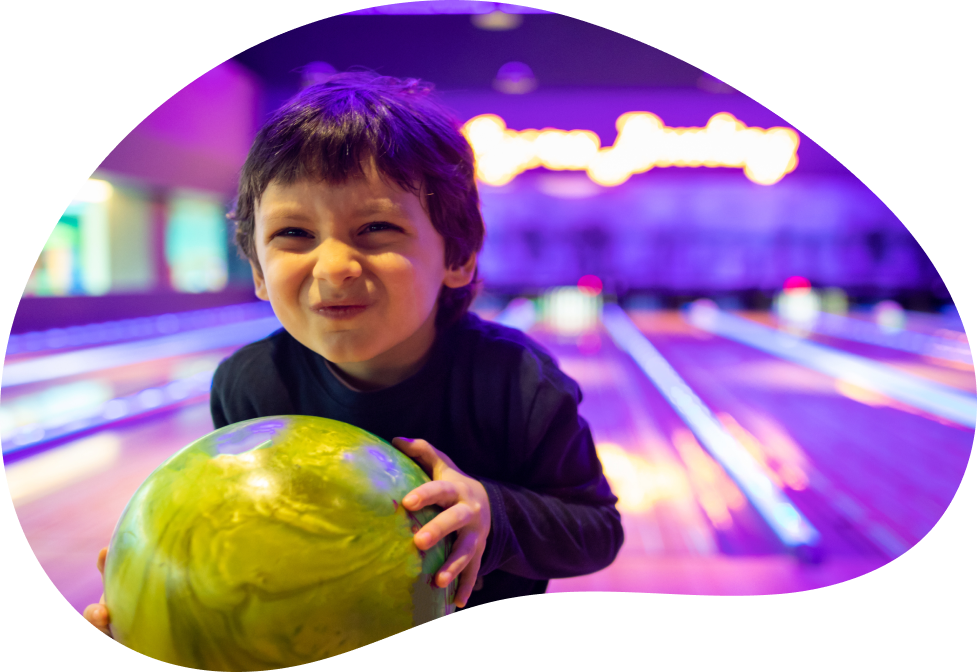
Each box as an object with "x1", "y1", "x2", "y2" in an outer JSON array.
[
  {"x1": 595, "y1": 442, "x2": 692, "y2": 514},
  {"x1": 6, "y1": 302, "x2": 276, "y2": 356},
  {"x1": 812, "y1": 312, "x2": 972, "y2": 366},
  {"x1": 3, "y1": 316, "x2": 281, "y2": 388},
  {"x1": 686, "y1": 303, "x2": 977, "y2": 428},
  {"x1": 717, "y1": 413, "x2": 809, "y2": 491},
  {"x1": 602, "y1": 303, "x2": 821, "y2": 549},
  {"x1": 462, "y1": 112, "x2": 800, "y2": 187},
  {"x1": 1, "y1": 380, "x2": 113, "y2": 442},
  {"x1": 2, "y1": 369, "x2": 214, "y2": 457},
  {"x1": 5, "y1": 434, "x2": 122, "y2": 504},
  {"x1": 670, "y1": 428, "x2": 746, "y2": 531}
]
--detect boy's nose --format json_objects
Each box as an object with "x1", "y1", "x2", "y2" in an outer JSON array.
[{"x1": 312, "y1": 239, "x2": 363, "y2": 286}]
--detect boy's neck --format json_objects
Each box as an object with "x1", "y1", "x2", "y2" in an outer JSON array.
[{"x1": 326, "y1": 308, "x2": 439, "y2": 392}]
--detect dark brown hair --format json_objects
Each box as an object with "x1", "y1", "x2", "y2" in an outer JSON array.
[{"x1": 231, "y1": 72, "x2": 484, "y2": 326}]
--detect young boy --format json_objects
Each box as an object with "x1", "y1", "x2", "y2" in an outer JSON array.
[{"x1": 84, "y1": 72, "x2": 622, "y2": 631}]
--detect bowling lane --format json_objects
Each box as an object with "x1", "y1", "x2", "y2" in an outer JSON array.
[
  {"x1": 629, "y1": 310, "x2": 974, "y2": 562},
  {"x1": 529, "y1": 324, "x2": 890, "y2": 595},
  {"x1": 4, "y1": 349, "x2": 231, "y2": 401},
  {"x1": 538, "y1": 330, "x2": 778, "y2": 556},
  {"x1": 10, "y1": 322, "x2": 826, "y2": 609},
  {"x1": 16, "y1": 331, "x2": 730, "y2": 610},
  {"x1": 8, "y1": 402, "x2": 216, "y2": 614}
]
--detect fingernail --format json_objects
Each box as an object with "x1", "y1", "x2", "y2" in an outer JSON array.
[
  {"x1": 416, "y1": 531, "x2": 432, "y2": 548},
  {"x1": 403, "y1": 494, "x2": 418, "y2": 508},
  {"x1": 438, "y1": 572, "x2": 451, "y2": 586},
  {"x1": 401, "y1": 437, "x2": 415, "y2": 443}
]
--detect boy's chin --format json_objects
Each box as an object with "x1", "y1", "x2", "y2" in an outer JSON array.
[
  {"x1": 311, "y1": 335, "x2": 389, "y2": 365},
  {"x1": 315, "y1": 343, "x2": 374, "y2": 365}
]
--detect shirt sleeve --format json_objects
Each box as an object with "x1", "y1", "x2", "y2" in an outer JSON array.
[
  {"x1": 210, "y1": 359, "x2": 234, "y2": 429},
  {"x1": 475, "y1": 346, "x2": 624, "y2": 581}
]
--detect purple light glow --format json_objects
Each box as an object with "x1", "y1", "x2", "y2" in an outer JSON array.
[{"x1": 346, "y1": 2, "x2": 550, "y2": 15}]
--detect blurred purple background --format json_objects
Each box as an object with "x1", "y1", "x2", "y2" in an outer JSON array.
[
  {"x1": 3, "y1": 3, "x2": 972, "y2": 608},
  {"x1": 11, "y1": 5, "x2": 949, "y2": 332}
]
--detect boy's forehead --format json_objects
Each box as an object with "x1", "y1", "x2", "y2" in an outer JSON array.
[{"x1": 256, "y1": 176, "x2": 424, "y2": 217}]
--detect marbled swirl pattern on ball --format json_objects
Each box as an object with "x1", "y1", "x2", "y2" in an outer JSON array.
[{"x1": 104, "y1": 416, "x2": 454, "y2": 671}]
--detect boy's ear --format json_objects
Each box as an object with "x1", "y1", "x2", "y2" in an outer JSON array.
[
  {"x1": 250, "y1": 262, "x2": 270, "y2": 301},
  {"x1": 444, "y1": 253, "x2": 477, "y2": 289}
]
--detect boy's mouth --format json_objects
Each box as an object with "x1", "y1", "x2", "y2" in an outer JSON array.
[{"x1": 312, "y1": 301, "x2": 369, "y2": 320}]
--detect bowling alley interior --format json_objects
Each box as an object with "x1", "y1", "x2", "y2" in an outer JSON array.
[{"x1": 3, "y1": 2, "x2": 974, "y2": 619}]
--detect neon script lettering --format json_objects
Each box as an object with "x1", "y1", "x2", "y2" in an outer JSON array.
[{"x1": 462, "y1": 112, "x2": 800, "y2": 187}]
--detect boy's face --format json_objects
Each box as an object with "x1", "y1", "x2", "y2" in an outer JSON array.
[{"x1": 251, "y1": 165, "x2": 474, "y2": 370}]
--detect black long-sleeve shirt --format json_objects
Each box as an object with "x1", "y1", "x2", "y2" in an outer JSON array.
[{"x1": 210, "y1": 311, "x2": 623, "y2": 608}]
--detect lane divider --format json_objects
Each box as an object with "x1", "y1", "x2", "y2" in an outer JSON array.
[
  {"x1": 2, "y1": 370, "x2": 215, "y2": 460},
  {"x1": 810, "y1": 312, "x2": 971, "y2": 365},
  {"x1": 6, "y1": 302, "x2": 275, "y2": 357},
  {"x1": 602, "y1": 303, "x2": 822, "y2": 551},
  {"x1": 686, "y1": 303, "x2": 977, "y2": 428}
]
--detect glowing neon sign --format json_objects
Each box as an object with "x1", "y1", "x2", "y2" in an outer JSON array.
[{"x1": 462, "y1": 112, "x2": 800, "y2": 187}]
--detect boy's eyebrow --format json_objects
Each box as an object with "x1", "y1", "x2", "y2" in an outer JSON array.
[
  {"x1": 260, "y1": 207, "x2": 315, "y2": 221},
  {"x1": 257, "y1": 196, "x2": 411, "y2": 221},
  {"x1": 350, "y1": 200, "x2": 408, "y2": 218}
]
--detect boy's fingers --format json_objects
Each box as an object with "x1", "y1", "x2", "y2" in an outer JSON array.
[
  {"x1": 83, "y1": 603, "x2": 111, "y2": 636},
  {"x1": 436, "y1": 531, "x2": 477, "y2": 588},
  {"x1": 392, "y1": 438, "x2": 439, "y2": 475},
  {"x1": 93, "y1": 605, "x2": 108, "y2": 625},
  {"x1": 402, "y1": 480, "x2": 459, "y2": 511},
  {"x1": 414, "y1": 504, "x2": 474, "y2": 550},
  {"x1": 448, "y1": 542, "x2": 482, "y2": 608},
  {"x1": 392, "y1": 438, "x2": 458, "y2": 475},
  {"x1": 97, "y1": 547, "x2": 107, "y2": 575}
]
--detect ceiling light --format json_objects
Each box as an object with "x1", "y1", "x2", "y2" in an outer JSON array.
[
  {"x1": 492, "y1": 61, "x2": 537, "y2": 94},
  {"x1": 472, "y1": 10, "x2": 523, "y2": 30}
]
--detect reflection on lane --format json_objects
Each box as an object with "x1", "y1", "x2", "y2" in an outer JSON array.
[
  {"x1": 3, "y1": 316, "x2": 281, "y2": 388},
  {"x1": 2, "y1": 352, "x2": 230, "y2": 457},
  {"x1": 528, "y1": 318, "x2": 792, "y2": 555},
  {"x1": 685, "y1": 303, "x2": 977, "y2": 428},
  {"x1": 634, "y1": 309, "x2": 972, "y2": 561},
  {"x1": 603, "y1": 304, "x2": 821, "y2": 551}
]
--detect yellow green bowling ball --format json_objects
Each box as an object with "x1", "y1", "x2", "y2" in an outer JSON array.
[{"x1": 103, "y1": 416, "x2": 455, "y2": 670}]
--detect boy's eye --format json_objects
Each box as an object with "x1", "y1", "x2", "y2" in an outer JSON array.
[
  {"x1": 360, "y1": 221, "x2": 403, "y2": 235},
  {"x1": 273, "y1": 227, "x2": 313, "y2": 239}
]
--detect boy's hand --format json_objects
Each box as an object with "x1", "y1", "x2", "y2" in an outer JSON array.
[
  {"x1": 392, "y1": 438, "x2": 491, "y2": 609},
  {"x1": 82, "y1": 547, "x2": 112, "y2": 637}
]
